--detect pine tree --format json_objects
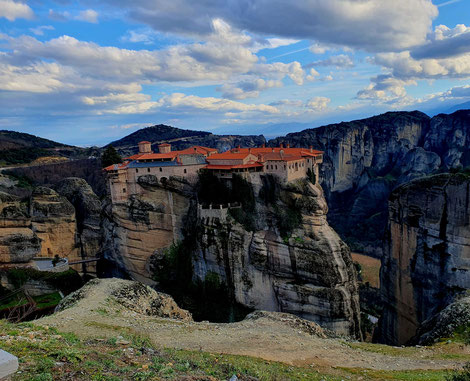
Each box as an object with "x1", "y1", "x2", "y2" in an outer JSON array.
[{"x1": 101, "y1": 145, "x2": 122, "y2": 168}]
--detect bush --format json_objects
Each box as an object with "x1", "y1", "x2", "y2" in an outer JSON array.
[
  {"x1": 446, "y1": 363, "x2": 470, "y2": 381},
  {"x1": 5, "y1": 268, "x2": 83, "y2": 295}
]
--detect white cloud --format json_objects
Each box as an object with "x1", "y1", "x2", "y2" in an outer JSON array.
[
  {"x1": 218, "y1": 78, "x2": 282, "y2": 100},
  {"x1": 306, "y1": 97, "x2": 331, "y2": 112},
  {"x1": 100, "y1": 0, "x2": 438, "y2": 52},
  {"x1": 0, "y1": 0, "x2": 34, "y2": 21},
  {"x1": 356, "y1": 75, "x2": 416, "y2": 103},
  {"x1": 75, "y1": 9, "x2": 98, "y2": 24},
  {"x1": 29, "y1": 25, "x2": 55, "y2": 36},
  {"x1": 306, "y1": 68, "x2": 320, "y2": 82},
  {"x1": 307, "y1": 54, "x2": 354, "y2": 69},
  {"x1": 121, "y1": 28, "x2": 158, "y2": 44}
]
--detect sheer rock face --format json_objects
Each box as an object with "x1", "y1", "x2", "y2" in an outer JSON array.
[
  {"x1": 30, "y1": 186, "x2": 78, "y2": 260},
  {"x1": 102, "y1": 175, "x2": 361, "y2": 337},
  {"x1": 55, "y1": 178, "x2": 102, "y2": 272},
  {"x1": 102, "y1": 176, "x2": 194, "y2": 284},
  {"x1": 193, "y1": 177, "x2": 362, "y2": 338},
  {"x1": 377, "y1": 173, "x2": 470, "y2": 345},
  {"x1": 0, "y1": 179, "x2": 102, "y2": 273}
]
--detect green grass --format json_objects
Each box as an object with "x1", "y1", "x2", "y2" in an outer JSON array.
[{"x1": 0, "y1": 319, "x2": 467, "y2": 381}]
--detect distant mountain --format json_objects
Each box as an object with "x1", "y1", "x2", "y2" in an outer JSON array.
[
  {"x1": 0, "y1": 130, "x2": 97, "y2": 166},
  {"x1": 444, "y1": 101, "x2": 470, "y2": 115},
  {"x1": 108, "y1": 124, "x2": 266, "y2": 156},
  {"x1": 108, "y1": 124, "x2": 211, "y2": 148}
]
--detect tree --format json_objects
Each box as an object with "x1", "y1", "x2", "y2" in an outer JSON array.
[{"x1": 101, "y1": 146, "x2": 122, "y2": 168}]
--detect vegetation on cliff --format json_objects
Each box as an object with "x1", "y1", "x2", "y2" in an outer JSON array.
[{"x1": 101, "y1": 146, "x2": 122, "y2": 168}]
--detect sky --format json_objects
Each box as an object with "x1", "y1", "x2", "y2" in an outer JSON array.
[{"x1": 1, "y1": 0, "x2": 470, "y2": 146}]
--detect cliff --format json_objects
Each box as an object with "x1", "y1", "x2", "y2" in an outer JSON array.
[
  {"x1": 270, "y1": 110, "x2": 470, "y2": 256},
  {"x1": 0, "y1": 175, "x2": 101, "y2": 274},
  {"x1": 376, "y1": 173, "x2": 470, "y2": 345},
  {"x1": 102, "y1": 173, "x2": 362, "y2": 337}
]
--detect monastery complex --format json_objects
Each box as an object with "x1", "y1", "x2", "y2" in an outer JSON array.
[{"x1": 105, "y1": 141, "x2": 323, "y2": 202}]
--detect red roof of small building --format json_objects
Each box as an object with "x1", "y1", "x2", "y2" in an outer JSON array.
[
  {"x1": 158, "y1": 143, "x2": 171, "y2": 146},
  {"x1": 139, "y1": 141, "x2": 151, "y2": 144},
  {"x1": 103, "y1": 162, "x2": 129, "y2": 171}
]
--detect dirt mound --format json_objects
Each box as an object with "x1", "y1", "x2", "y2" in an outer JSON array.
[
  {"x1": 245, "y1": 311, "x2": 328, "y2": 338},
  {"x1": 56, "y1": 278, "x2": 192, "y2": 321}
]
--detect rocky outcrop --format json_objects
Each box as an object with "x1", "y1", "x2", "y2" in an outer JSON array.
[
  {"x1": 102, "y1": 176, "x2": 194, "y2": 283},
  {"x1": 30, "y1": 186, "x2": 78, "y2": 260},
  {"x1": 56, "y1": 278, "x2": 192, "y2": 321},
  {"x1": 193, "y1": 176, "x2": 361, "y2": 337},
  {"x1": 424, "y1": 110, "x2": 470, "y2": 170},
  {"x1": 270, "y1": 110, "x2": 470, "y2": 256},
  {"x1": 411, "y1": 296, "x2": 470, "y2": 345},
  {"x1": 0, "y1": 178, "x2": 102, "y2": 274},
  {"x1": 55, "y1": 178, "x2": 102, "y2": 273},
  {"x1": 102, "y1": 173, "x2": 361, "y2": 337},
  {"x1": 377, "y1": 173, "x2": 470, "y2": 345}
]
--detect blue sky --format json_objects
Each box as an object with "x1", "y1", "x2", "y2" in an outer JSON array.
[{"x1": 1, "y1": 0, "x2": 470, "y2": 146}]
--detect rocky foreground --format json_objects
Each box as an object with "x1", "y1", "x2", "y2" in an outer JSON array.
[{"x1": 26, "y1": 278, "x2": 468, "y2": 380}]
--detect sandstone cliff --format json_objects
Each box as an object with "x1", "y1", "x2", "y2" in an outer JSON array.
[
  {"x1": 377, "y1": 173, "x2": 470, "y2": 345},
  {"x1": 0, "y1": 176, "x2": 102, "y2": 274},
  {"x1": 194, "y1": 176, "x2": 362, "y2": 337},
  {"x1": 102, "y1": 174, "x2": 362, "y2": 337}
]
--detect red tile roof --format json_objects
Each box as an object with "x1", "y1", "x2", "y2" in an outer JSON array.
[
  {"x1": 103, "y1": 162, "x2": 129, "y2": 171},
  {"x1": 207, "y1": 152, "x2": 253, "y2": 160},
  {"x1": 231, "y1": 147, "x2": 323, "y2": 156},
  {"x1": 139, "y1": 141, "x2": 151, "y2": 144},
  {"x1": 205, "y1": 163, "x2": 264, "y2": 170}
]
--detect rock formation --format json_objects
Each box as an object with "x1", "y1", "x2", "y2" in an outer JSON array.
[
  {"x1": 377, "y1": 173, "x2": 470, "y2": 345},
  {"x1": 102, "y1": 173, "x2": 362, "y2": 337},
  {"x1": 411, "y1": 296, "x2": 470, "y2": 345},
  {"x1": 0, "y1": 176, "x2": 102, "y2": 274},
  {"x1": 269, "y1": 110, "x2": 470, "y2": 256}
]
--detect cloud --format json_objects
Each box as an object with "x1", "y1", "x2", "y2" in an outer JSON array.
[
  {"x1": 218, "y1": 78, "x2": 282, "y2": 99},
  {"x1": 29, "y1": 25, "x2": 55, "y2": 36},
  {"x1": 121, "y1": 28, "x2": 159, "y2": 44},
  {"x1": 48, "y1": 8, "x2": 98, "y2": 23},
  {"x1": 306, "y1": 68, "x2": 320, "y2": 81},
  {"x1": 411, "y1": 24, "x2": 470, "y2": 59},
  {"x1": 0, "y1": 0, "x2": 34, "y2": 21},
  {"x1": 48, "y1": 9, "x2": 70, "y2": 22},
  {"x1": 356, "y1": 75, "x2": 416, "y2": 102},
  {"x1": 306, "y1": 96, "x2": 331, "y2": 112},
  {"x1": 306, "y1": 54, "x2": 354, "y2": 69},
  {"x1": 75, "y1": 9, "x2": 98, "y2": 23},
  {"x1": 99, "y1": 0, "x2": 438, "y2": 52}
]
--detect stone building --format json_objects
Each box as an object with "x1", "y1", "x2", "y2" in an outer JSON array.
[
  {"x1": 205, "y1": 144, "x2": 323, "y2": 182},
  {"x1": 105, "y1": 141, "x2": 323, "y2": 202}
]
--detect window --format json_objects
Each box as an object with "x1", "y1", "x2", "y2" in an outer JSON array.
[
  {"x1": 136, "y1": 169, "x2": 139, "y2": 173},
  {"x1": 147, "y1": 168, "x2": 150, "y2": 172},
  {"x1": 284, "y1": 165, "x2": 286, "y2": 170},
  {"x1": 123, "y1": 188, "x2": 126, "y2": 193},
  {"x1": 275, "y1": 165, "x2": 278, "y2": 170},
  {"x1": 159, "y1": 168, "x2": 162, "y2": 172},
  {"x1": 184, "y1": 169, "x2": 187, "y2": 174}
]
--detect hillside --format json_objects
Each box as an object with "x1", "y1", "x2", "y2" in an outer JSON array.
[
  {"x1": 0, "y1": 130, "x2": 96, "y2": 166},
  {"x1": 108, "y1": 124, "x2": 266, "y2": 156},
  {"x1": 3, "y1": 278, "x2": 463, "y2": 381}
]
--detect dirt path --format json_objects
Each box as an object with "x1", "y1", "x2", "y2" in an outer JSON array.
[{"x1": 37, "y1": 278, "x2": 467, "y2": 372}]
